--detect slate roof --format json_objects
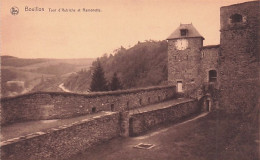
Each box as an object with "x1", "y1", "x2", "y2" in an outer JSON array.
[{"x1": 167, "y1": 24, "x2": 204, "y2": 40}]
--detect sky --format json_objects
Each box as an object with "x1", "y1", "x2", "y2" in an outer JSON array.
[{"x1": 1, "y1": 0, "x2": 254, "y2": 59}]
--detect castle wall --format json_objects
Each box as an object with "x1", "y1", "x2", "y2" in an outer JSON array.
[
  {"x1": 1, "y1": 112, "x2": 120, "y2": 160},
  {"x1": 129, "y1": 99, "x2": 199, "y2": 136},
  {"x1": 219, "y1": 1, "x2": 259, "y2": 112},
  {"x1": 1, "y1": 85, "x2": 176, "y2": 125},
  {"x1": 1, "y1": 98, "x2": 201, "y2": 160},
  {"x1": 200, "y1": 45, "x2": 219, "y2": 84}
]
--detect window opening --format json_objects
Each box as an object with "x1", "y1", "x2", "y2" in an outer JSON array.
[
  {"x1": 180, "y1": 29, "x2": 188, "y2": 36},
  {"x1": 230, "y1": 14, "x2": 242, "y2": 23}
]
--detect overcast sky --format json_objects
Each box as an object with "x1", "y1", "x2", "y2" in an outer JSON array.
[{"x1": 1, "y1": 0, "x2": 252, "y2": 59}]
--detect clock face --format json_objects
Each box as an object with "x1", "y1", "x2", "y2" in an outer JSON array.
[{"x1": 175, "y1": 39, "x2": 188, "y2": 50}]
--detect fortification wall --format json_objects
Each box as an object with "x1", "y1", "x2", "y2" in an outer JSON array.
[
  {"x1": 200, "y1": 45, "x2": 219, "y2": 83},
  {"x1": 129, "y1": 99, "x2": 199, "y2": 136},
  {"x1": 1, "y1": 85, "x2": 176, "y2": 125},
  {"x1": 219, "y1": 1, "x2": 259, "y2": 112},
  {"x1": 1, "y1": 112, "x2": 120, "y2": 160}
]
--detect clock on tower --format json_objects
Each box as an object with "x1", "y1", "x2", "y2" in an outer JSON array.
[{"x1": 175, "y1": 39, "x2": 188, "y2": 50}]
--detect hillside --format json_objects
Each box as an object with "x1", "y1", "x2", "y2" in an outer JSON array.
[
  {"x1": 1, "y1": 56, "x2": 94, "y2": 97},
  {"x1": 64, "y1": 40, "x2": 168, "y2": 92}
]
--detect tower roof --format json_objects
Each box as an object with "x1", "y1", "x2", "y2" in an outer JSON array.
[{"x1": 167, "y1": 23, "x2": 204, "y2": 40}]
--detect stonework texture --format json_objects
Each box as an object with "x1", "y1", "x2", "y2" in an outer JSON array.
[
  {"x1": 168, "y1": 37, "x2": 203, "y2": 91},
  {"x1": 167, "y1": 1, "x2": 259, "y2": 112},
  {"x1": 219, "y1": 1, "x2": 259, "y2": 112},
  {"x1": 1, "y1": 112, "x2": 120, "y2": 160},
  {"x1": 1, "y1": 85, "x2": 176, "y2": 125},
  {"x1": 129, "y1": 99, "x2": 199, "y2": 136}
]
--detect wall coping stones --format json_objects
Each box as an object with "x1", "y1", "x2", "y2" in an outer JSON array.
[
  {"x1": 0, "y1": 111, "x2": 117, "y2": 147},
  {"x1": 129, "y1": 98, "x2": 195, "y2": 115},
  {"x1": 0, "y1": 85, "x2": 175, "y2": 101}
]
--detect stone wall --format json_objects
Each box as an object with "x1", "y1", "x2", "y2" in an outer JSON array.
[
  {"x1": 200, "y1": 45, "x2": 219, "y2": 84},
  {"x1": 129, "y1": 99, "x2": 199, "y2": 136},
  {"x1": 219, "y1": 1, "x2": 259, "y2": 112},
  {"x1": 1, "y1": 85, "x2": 176, "y2": 125},
  {"x1": 1, "y1": 112, "x2": 120, "y2": 160}
]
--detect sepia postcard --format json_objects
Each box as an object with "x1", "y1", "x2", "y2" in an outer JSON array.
[{"x1": 1, "y1": 0, "x2": 259, "y2": 159}]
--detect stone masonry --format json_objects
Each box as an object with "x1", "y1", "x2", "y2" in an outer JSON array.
[{"x1": 167, "y1": 1, "x2": 259, "y2": 112}]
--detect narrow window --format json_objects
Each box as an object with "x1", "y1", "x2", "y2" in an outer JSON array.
[
  {"x1": 139, "y1": 99, "x2": 142, "y2": 105},
  {"x1": 158, "y1": 96, "x2": 161, "y2": 101},
  {"x1": 230, "y1": 14, "x2": 242, "y2": 23},
  {"x1": 148, "y1": 97, "x2": 151, "y2": 104}
]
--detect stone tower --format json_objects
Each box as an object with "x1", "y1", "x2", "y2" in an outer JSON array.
[
  {"x1": 167, "y1": 24, "x2": 204, "y2": 93},
  {"x1": 219, "y1": 1, "x2": 260, "y2": 112}
]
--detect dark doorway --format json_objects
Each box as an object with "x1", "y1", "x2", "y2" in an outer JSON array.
[
  {"x1": 92, "y1": 107, "x2": 96, "y2": 113},
  {"x1": 111, "y1": 104, "x2": 115, "y2": 111},
  {"x1": 209, "y1": 70, "x2": 217, "y2": 82},
  {"x1": 206, "y1": 100, "x2": 210, "y2": 111},
  {"x1": 129, "y1": 117, "x2": 134, "y2": 136}
]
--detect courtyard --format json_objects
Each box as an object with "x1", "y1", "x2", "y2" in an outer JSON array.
[{"x1": 67, "y1": 110, "x2": 259, "y2": 160}]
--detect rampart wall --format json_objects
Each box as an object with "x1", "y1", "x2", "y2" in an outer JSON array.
[
  {"x1": 1, "y1": 85, "x2": 176, "y2": 125},
  {"x1": 1, "y1": 112, "x2": 120, "y2": 160},
  {"x1": 1, "y1": 99, "x2": 200, "y2": 160},
  {"x1": 129, "y1": 99, "x2": 199, "y2": 136}
]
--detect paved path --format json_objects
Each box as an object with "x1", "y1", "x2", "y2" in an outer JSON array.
[
  {"x1": 58, "y1": 83, "x2": 71, "y2": 92},
  {"x1": 1, "y1": 112, "x2": 112, "y2": 141}
]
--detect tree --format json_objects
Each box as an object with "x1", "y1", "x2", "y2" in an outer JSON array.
[
  {"x1": 110, "y1": 72, "x2": 122, "y2": 91},
  {"x1": 90, "y1": 60, "x2": 108, "y2": 91}
]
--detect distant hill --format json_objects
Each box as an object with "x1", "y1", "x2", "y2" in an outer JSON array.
[
  {"x1": 64, "y1": 40, "x2": 168, "y2": 92},
  {"x1": 1, "y1": 56, "x2": 48, "y2": 67},
  {"x1": 1, "y1": 56, "x2": 94, "y2": 97}
]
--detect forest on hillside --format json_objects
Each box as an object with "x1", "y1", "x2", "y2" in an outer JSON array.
[
  {"x1": 1, "y1": 56, "x2": 94, "y2": 97},
  {"x1": 64, "y1": 40, "x2": 168, "y2": 92}
]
